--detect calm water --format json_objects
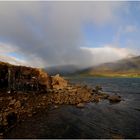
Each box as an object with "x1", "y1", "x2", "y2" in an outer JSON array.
[{"x1": 6, "y1": 77, "x2": 140, "y2": 139}]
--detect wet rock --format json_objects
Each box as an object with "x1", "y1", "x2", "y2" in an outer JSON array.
[
  {"x1": 93, "y1": 96, "x2": 100, "y2": 102},
  {"x1": 94, "y1": 85, "x2": 102, "y2": 94},
  {"x1": 0, "y1": 132, "x2": 3, "y2": 137},
  {"x1": 6, "y1": 112, "x2": 17, "y2": 126},
  {"x1": 77, "y1": 103, "x2": 85, "y2": 108},
  {"x1": 42, "y1": 95, "x2": 47, "y2": 100},
  {"x1": 9, "y1": 99, "x2": 16, "y2": 106},
  {"x1": 0, "y1": 120, "x2": 3, "y2": 134},
  {"x1": 108, "y1": 95, "x2": 121, "y2": 103},
  {"x1": 111, "y1": 134, "x2": 124, "y2": 139},
  {"x1": 28, "y1": 113, "x2": 32, "y2": 117},
  {"x1": 14, "y1": 100, "x2": 21, "y2": 108},
  {"x1": 98, "y1": 92, "x2": 109, "y2": 99},
  {"x1": 7, "y1": 96, "x2": 12, "y2": 100},
  {"x1": 54, "y1": 105, "x2": 59, "y2": 109},
  {"x1": 0, "y1": 98, "x2": 3, "y2": 101}
]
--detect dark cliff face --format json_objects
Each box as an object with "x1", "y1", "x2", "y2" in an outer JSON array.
[
  {"x1": 0, "y1": 61, "x2": 68, "y2": 93},
  {"x1": 0, "y1": 62, "x2": 52, "y2": 93}
]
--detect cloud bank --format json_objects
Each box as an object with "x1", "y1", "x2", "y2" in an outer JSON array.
[
  {"x1": 81, "y1": 46, "x2": 134, "y2": 67},
  {"x1": 0, "y1": 1, "x2": 137, "y2": 68}
]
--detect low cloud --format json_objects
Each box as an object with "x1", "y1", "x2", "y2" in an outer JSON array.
[{"x1": 80, "y1": 45, "x2": 134, "y2": 67}]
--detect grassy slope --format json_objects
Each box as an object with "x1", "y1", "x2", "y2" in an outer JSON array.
[{"x1": 78, "y1": 56, "x2": 140, "y2": 78}]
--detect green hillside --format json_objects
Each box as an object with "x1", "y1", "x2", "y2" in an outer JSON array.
[{"x1": 79, "y1": 56, "x2": 140, "y2": 78}]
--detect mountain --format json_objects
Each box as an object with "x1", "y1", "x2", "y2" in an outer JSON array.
[
  {"x1": 79, "y1": 56, "x2": 140, "y2": 77},
  {"x1": 45, "y1": 65, "x2": 81, "y2": 76}
]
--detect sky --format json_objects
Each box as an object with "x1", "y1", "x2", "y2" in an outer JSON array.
[{"x1": 0, "y1": 1, "x2": 140, "y2": 68}]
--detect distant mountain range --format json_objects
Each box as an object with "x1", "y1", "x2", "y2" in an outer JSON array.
[
  {"x1": 44, "y1": 56, "x2": 140, "y2": 77},
  {"x1": 78, "y1": 56, "x2": 140, "y2": 77},
  {"x1": 1, "y1": 54, "x2": 139, "y2": 77},
  {"x1": 45, "y1": 65, "x2": 81, "y2": 76}
]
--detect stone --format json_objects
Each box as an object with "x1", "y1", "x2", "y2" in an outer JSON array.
[
  {"x1": 98, "y1": 93, "x2": 109, "y2": 99},
  {"x1": 7, "y1": 96, "x2": 12, "y2": 100},
  {"x1": 14, "y1": 100, "x2": 21, "y2": 108},
  {"x1": 6, "y1": 112, "x2": 17, "y2": 126},
  {"x1": 0, "y1": 133, "x2": 3, "y2": 136},
  {"x1": 42, "y1": 95, "x2": 47, "y2": 100},
  {"x1": 94, "y1": 85, "x2": 102, "y2": 94},
  {"x1": 108, "y1": 95, "x2": 121, "y2": 103},
  {"x1": 28, "y1": 113, "x2": 32, "y2": 117},
  {"x1": 111, "y1": 134, "x2": 124, "y2": 139},
  {"x1": 38, "y1": 69, "x2": 52, "y2": 90},
  {"x1": 77, "y1": 103, "x2": 85, "y2": 108},
  {"x1": 54, "y1": 105, "x2": 59, "y2": 109},
  {"x1": 93, "y1": 96, "x2": 100, "y2": 102},
  {"x1": 9, "y1": 99, "x2": 16, "y2": 106},
  {"x1": 51, "y1": 74, "x2": 68, "y2": 90}
]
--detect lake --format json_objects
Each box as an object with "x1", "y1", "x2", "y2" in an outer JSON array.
[{"x1": 6, "y1": 77, "x2": 140, "y2": 138}]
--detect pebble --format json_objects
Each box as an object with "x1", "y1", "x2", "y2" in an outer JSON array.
[
  {"x1": 54, "y1": 105, "x2": 59, "y2": 109},
  {"x1": 9, "y1": 99, "x2": 16, "y2": 106},
  {"x1": 14, "y1": 101, "x2": 21, "y2": 108},
  {"x1": 77, "y1": 103, "x2": 85, "y2": 108}
]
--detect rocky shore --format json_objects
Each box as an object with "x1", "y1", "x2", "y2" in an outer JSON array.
[{"x1": 0, "y1": 62, "x2": 122, "y2": 138}]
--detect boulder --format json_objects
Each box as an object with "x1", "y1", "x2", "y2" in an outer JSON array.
[
  {"x1": 108, "y1": 95, "x2": 121, "y2": 103},
  {"x1": 38, "y1": 69, "x2": 52, "y2": 90},
  {"x1": 51, "y1": 74, "x2": 68, "y2": 90}
]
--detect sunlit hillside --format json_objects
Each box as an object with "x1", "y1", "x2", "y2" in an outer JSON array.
[{"x1": 79, "y1": 56, "x2": 140, "y2": 77}]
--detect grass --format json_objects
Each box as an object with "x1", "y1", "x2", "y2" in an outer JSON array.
[{"x1": 75, "y1": 72, "x2": 140, "y2": 78}]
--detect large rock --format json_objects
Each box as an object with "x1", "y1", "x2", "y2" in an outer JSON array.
[
  {"x1": 0, "y1": 61, "x2": 71, "y2": 92},
  {"x1": 51, "y1": 74, "x2": 68, "y2": 90},
  {"x1": 38, "y1": 69, "x2": 52, "y2": 90},
  {"x1": 108, "y1": 95, "x2": 121, "y2": 103}
]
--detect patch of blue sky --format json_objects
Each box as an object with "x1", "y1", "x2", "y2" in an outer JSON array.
[
  {"x1": 8, "y1": 52, "x2": 26, "y2": 61},
  {"x1": 83, "y1": 22, "x2": 117, "y2": 48}
]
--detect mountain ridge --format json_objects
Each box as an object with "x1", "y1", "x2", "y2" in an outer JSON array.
[
  {"x1": 77, "y1": 56, "x2": 140, "y2": 77},
  {"x1": 45, "y1": 64, "x2": 81, "y2": 76}
]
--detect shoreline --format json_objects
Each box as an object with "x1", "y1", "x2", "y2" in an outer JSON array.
[
  {"x1": 0, "y1": 61, "x2": 122, "y2": 138},
  {"x1": 0, "y1": 83, "x2": 122, "y2": 138},
  {"x1": 66, "y1": 75, "x2": 140, "y2": 78}
]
